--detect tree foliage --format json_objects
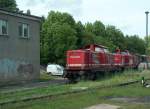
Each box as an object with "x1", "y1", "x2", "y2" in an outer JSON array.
[
  {"x1": 126, "y1": 35, "x2": 146, "y2": 54},
  {"x1": 92, "y1": 21, "x2": 105, "y2": 37},
  {"x1": 75, "y1": 21, "x2": 85, "y2": 48},
  {"x1": 80, "y1": 31, "x2": 95, "y2": 47},
  {"x1": 144, "y1": 36, "x2": 150, "y2": 55},
  {"x1": 0, "y1": 0, "x2": 17, "y2": 11},
  {"x1": 105, "y1": 25, "x2": 126, "y2": 50},
  {"x1": 94, "y1": 36, "x2": 116, "y2": 52},
  {"x1": 85, "y1": 21, "x2": 105, "y2": 37},
  {"x1": 41, "y1": 11, "x2": 77, "y2": 65}
]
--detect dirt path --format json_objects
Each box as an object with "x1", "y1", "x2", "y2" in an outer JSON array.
[
  {"x1": 85, "y1": 104, "x2": 120, "y2": 109},
  {"x1": 108, "y1": 96, "x2": 150, "y2": 104}
]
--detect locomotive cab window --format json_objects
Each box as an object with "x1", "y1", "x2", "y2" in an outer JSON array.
[
  {"x1": 95, "y1": 47, "x2": 103, "y2": 52},
  {"x1": 18, "y1": 23, "x2": 29, "y2": 38},
  {"x1": 0, "y1": 19, "x2": 8, "y2": 35},
  {"x1": 104, "y1": 49, "x2": 109, "y2": 53},
  {"x1": 121, "y1": 52, "x2": 127, "y2": 55}
]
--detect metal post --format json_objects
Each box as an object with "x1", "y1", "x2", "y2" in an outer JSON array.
[
  {"x1": 145, "y1": 11, "x2": 149, "y2": 49},
  {"x1": 145, "y1": 11, "x2": 149, "y2": 69}
]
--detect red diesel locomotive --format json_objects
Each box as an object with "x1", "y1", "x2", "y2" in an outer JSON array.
[{"x1": 65, "y1": 44, "x2": 141, "y2": 82}]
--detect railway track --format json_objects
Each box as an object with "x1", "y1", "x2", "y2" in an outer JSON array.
[
  {"x1": 0, "y1": 78, "x2": 146, "y2": 106},
  {"x1": 0, "y1": 78, "x2": 68, "y2": 94}
]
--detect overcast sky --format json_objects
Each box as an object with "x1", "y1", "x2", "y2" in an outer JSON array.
[{"x1": 16, "y1": 0, "x2": 150, "y2": 38}]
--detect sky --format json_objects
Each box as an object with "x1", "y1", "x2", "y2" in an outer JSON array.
[{"x1": 16, "y1": 0, "x2": 150, "y2": 38}]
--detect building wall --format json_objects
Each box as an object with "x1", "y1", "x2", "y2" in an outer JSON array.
[{"x1": 0, "y1": 12, "x2": 40, "y2": 85}]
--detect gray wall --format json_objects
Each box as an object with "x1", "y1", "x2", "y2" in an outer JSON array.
[{"x1": 0, "y1": 12, "x2": 40, "y2": 85}]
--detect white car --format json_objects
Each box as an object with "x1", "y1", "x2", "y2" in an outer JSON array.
[{"x1": 46, "y1": 64, "x2": 64, "y2": 76}]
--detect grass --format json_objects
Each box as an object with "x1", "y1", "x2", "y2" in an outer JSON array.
[
  {"x1": 39, "y1": 71, "x2": 56, "y2": 81},
  {"x1": 39, "y1": 70, "x2": 64, "y2": 82},
  {"x1": 0, "y1": 70, "x2": 150, "y2": 109},
  {"x1": 0, "y1": 84, "x2": 70, "y2": 103},
  {"x1": 2, "y1": 82, "x2": 150, "y2": 109},
  {"x1": 72, "y1": 69, "x2": 150, "y2": 88}
]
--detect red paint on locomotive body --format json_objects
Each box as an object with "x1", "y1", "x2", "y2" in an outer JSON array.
[
  {"x1": 114, "y1": 53, "x2": 123, "y2": 65},
  {"x1": 67, "y1": 50, "x2": 90, "y2": 70},
  {"x1": 121, "y1": 51, "x2": 133, "y2": 68}
]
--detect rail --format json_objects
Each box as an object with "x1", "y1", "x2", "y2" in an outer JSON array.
[{"x1": 0, "y1": 78, "x2": 148, "y2": 106}]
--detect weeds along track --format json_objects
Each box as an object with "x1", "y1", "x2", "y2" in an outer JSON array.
[
  {"x1": 0, "y1": 78, "x2": 147, "y2": 106},
  {"x1": 0, "y1": 79, "x2": 68, "y2": 94}
]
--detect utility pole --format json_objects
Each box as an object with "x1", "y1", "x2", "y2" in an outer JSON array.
[
  {"x1": 145, "y1": 11, "x2": 149, "y2": 69},
  {"x1": 145, "y1": 11, "x2": 149, "y2": 49}
]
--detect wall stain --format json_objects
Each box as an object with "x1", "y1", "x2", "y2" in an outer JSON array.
[
  {"x1": 17, "y1": 64, "x2": 33, "y2": 74},
  {"x1": 0, "y1": 58, "x2": 34, "y2": 82}
]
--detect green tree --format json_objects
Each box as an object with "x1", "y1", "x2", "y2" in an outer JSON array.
[
  {"x1": 105, "y1": 25, "x2": 125, "y2": 50},
  {"x1": 80, "y1": 31, "x2": 95, "y2": 47},
  {"x1": 40, "y1": 16, "x2": 46, "y2": 64},
  {"x1": 93, "y1": 20, "x2": 105, "y2": 37},
  {"x1": 125, "y1": 35, "x2": 145, "y2": 54},
  {"x1": 75, "y1": 21, "x2": 85, "y2": 48},
  {"x1": 94, "y1": 36, "x2": 116, "y2": 52},
  {"x1": 41, "y1": 11, "x2": 77, "y2": 65},
  {"x1": 46, "y1": 11, "x2": 76, "y2": 28},
  {"x1": 85, "y1": 21, "x2": 105, "y2": 37},
  {"x1": 85, "y1": 22, "x2": 93, "y2": 33},
  {"x1": 0, "y1": 0, "x2": 17, "y2": 11}
]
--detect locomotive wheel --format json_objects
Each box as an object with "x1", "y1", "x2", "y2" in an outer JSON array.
[
  {"x1": 89, "y1": 72, "x2": 97, "y2": 81},
  {"x1": 82, "y1": 71, "x2": 98, "y2": 81},
  {"x1": 121, "y1": 67, "x2": 125, "y2": 72},
  {"x1": 68, "y1": 73, "x2": 80, "y2": 83},
  {"x1": 83, "y1": 72, "x2": 89, "y2": 80}
]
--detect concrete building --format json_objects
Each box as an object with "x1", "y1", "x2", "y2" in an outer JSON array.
[{"x1": 0, "y1": 9, "x2": 41, "y2": 85}]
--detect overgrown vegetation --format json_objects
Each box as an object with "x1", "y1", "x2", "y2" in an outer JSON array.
[
  {"x1": 2, "y1": 71, "x2": 150, "y2": 109},
  {"x1": 0, "y1": 70, "x2": 150, "y2": 107},
  {"x1": 0, "y1": 0, "x2": 19, "y2": 11}
]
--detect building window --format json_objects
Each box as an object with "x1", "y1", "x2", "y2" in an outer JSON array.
[
  {"x1": 19, "y1": 23, "x2": 29, "y2": 38},
  {"x1": 0, "y1": 19, "x2": 8, "y2": 35}
]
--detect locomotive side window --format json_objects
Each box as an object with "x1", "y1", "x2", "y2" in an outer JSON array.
[
  {"x1": 95, "y1": 47, "x2": 103, "y2": 52},
  {"x1": 121, "y1": 52, "x2": 127, "y2": 55},
  {"x1": 104, "y1": 49, "x2": 109, "y2": 53},
  {"x1": 92, "y1": 53, "x2": 100, "y2": 64}
]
